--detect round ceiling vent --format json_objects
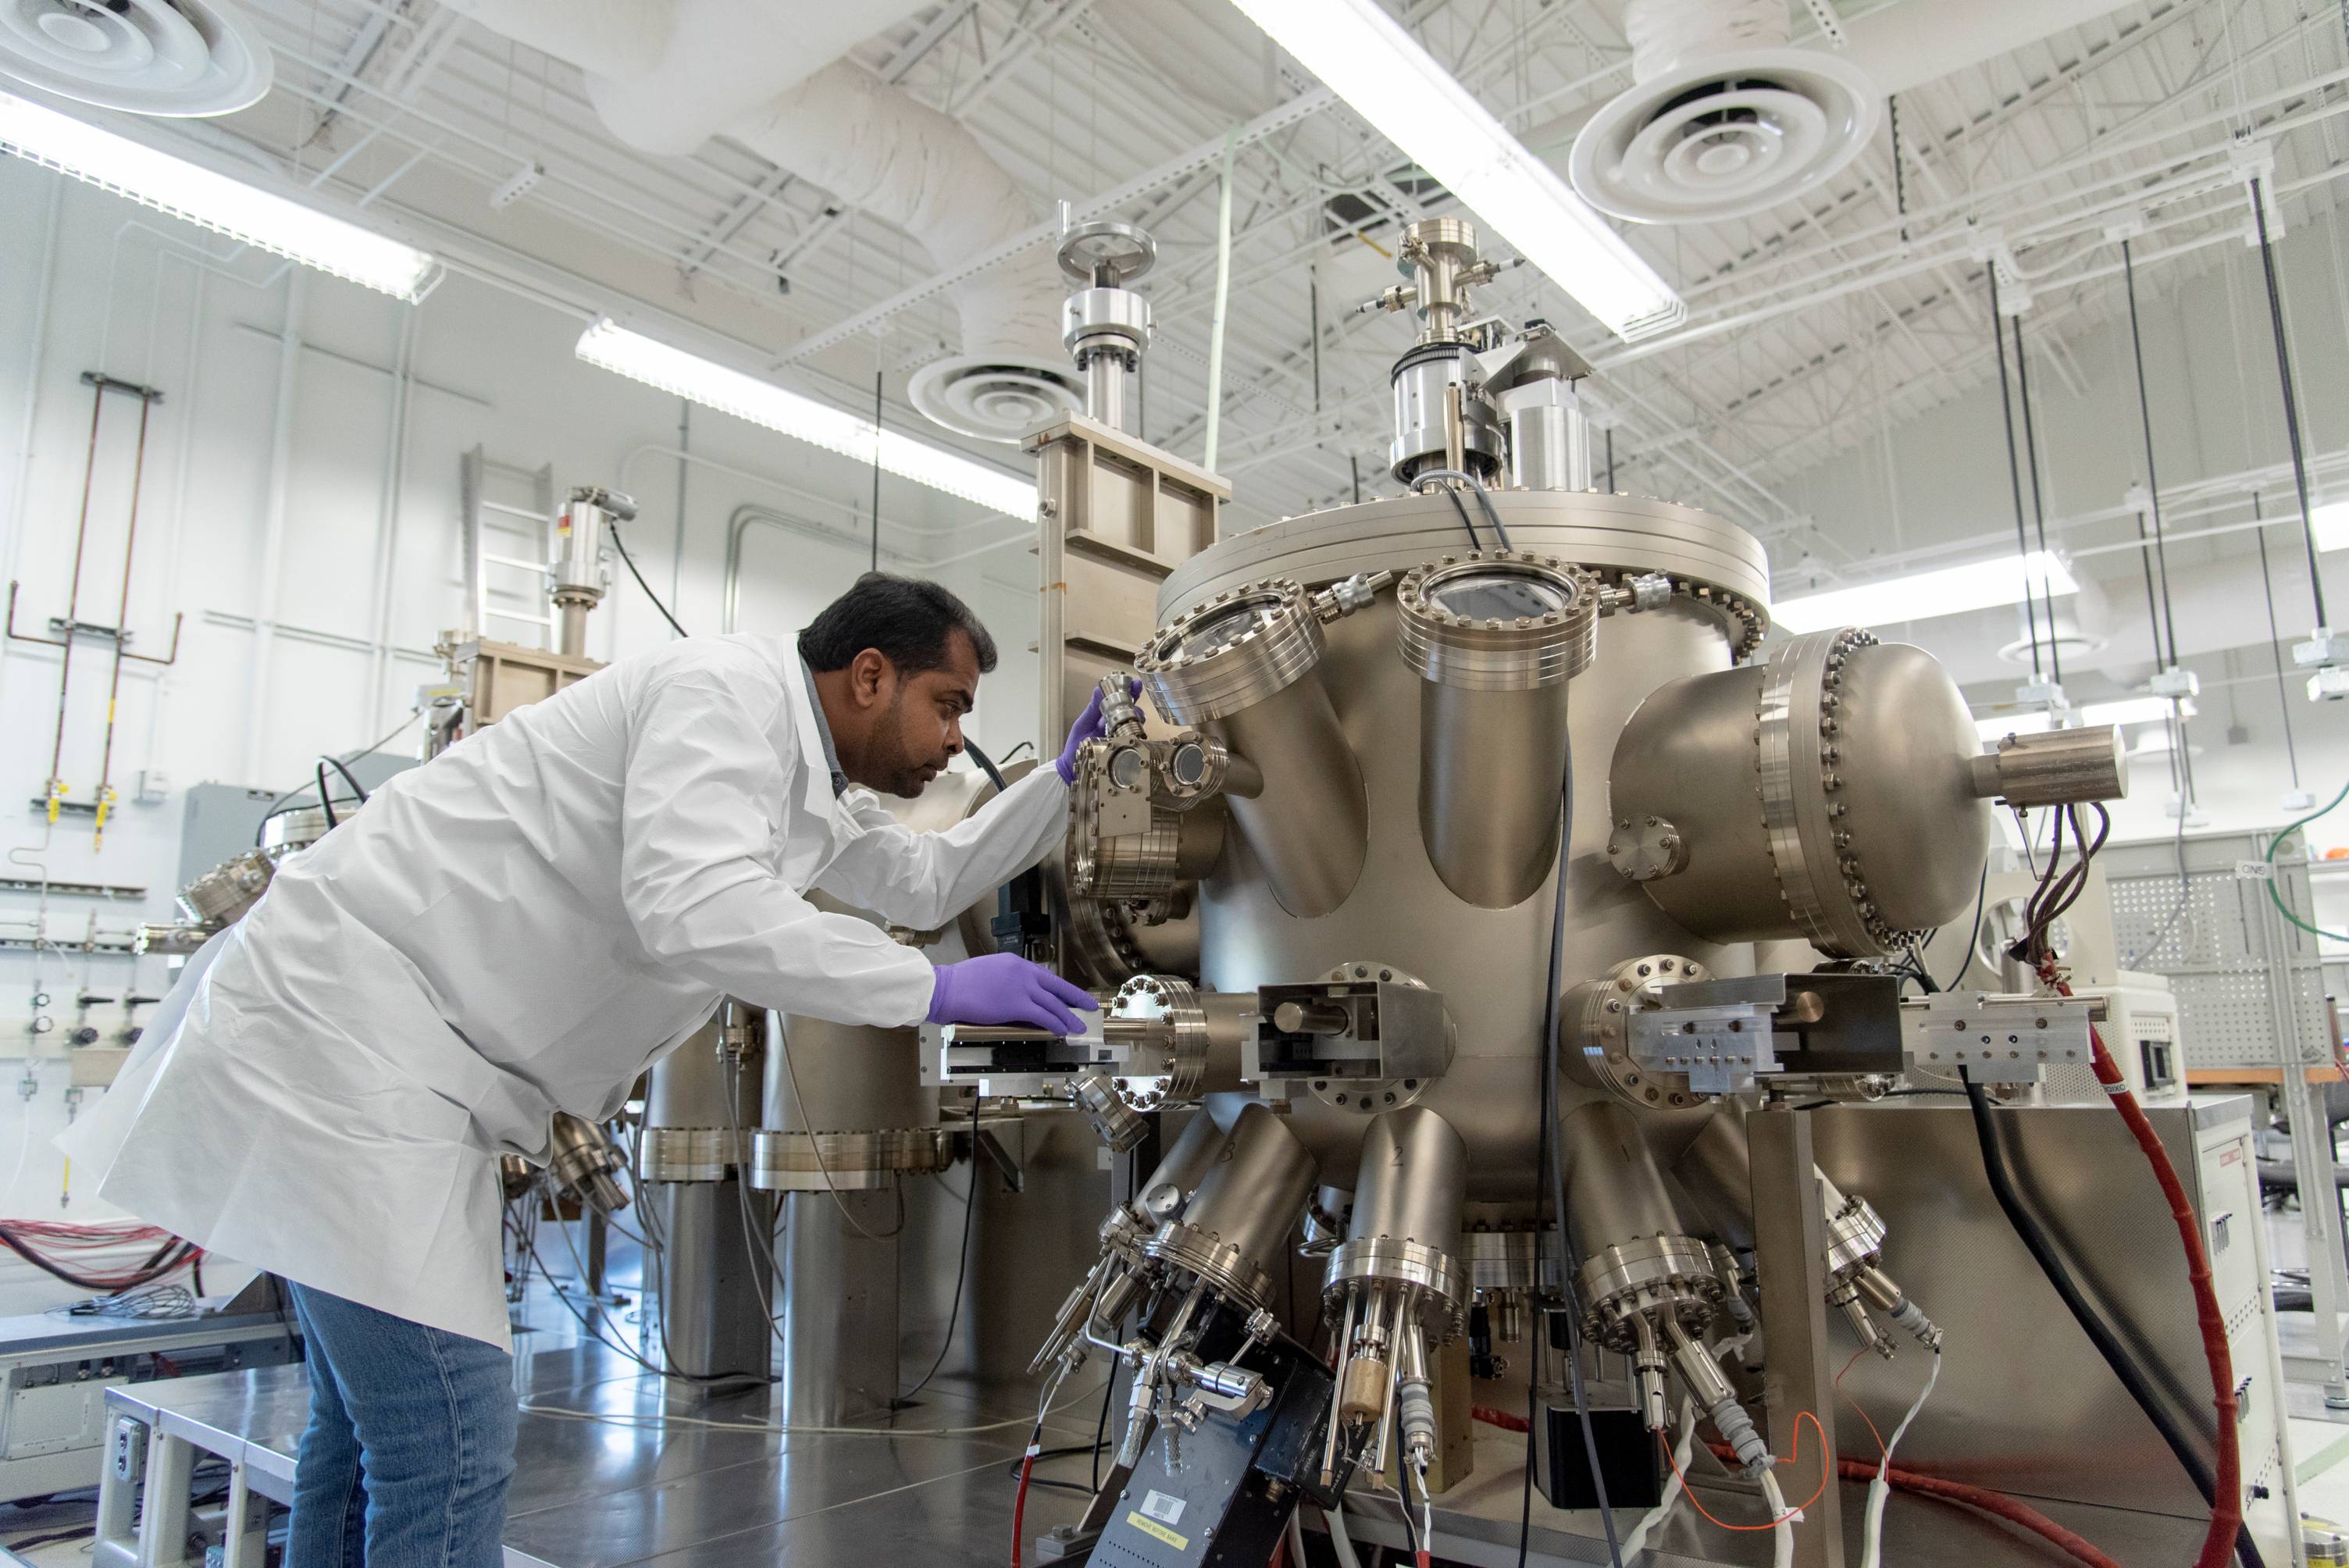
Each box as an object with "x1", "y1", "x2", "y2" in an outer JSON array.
[
  {"x1": 0, "y1": 0, "x2": 271, "y2": 117},
  {"x1": 907, "y1": 353, "x2": 1082, "y2": 445},
  {"x1": 1568, "y1": 48, "x2": 1878, "y2": 224}
]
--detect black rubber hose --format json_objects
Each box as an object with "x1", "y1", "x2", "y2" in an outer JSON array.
[{"x1": 1960, "y1": 1069, "x2": 2262, "y2": 1568}]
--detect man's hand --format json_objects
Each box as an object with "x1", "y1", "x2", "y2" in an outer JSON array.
[
  {"x1": 1055, "y1": 678, "x2": 1142, "y2": 785},
  {"x1": 927, "y1": 953, "x2": 1100, "y2": 1035}
]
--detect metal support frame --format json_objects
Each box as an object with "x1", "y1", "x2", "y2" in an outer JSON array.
[
  {"x1": 2258, "y1": 871, "x2": 2349, "y2": 1406},
  {"x1": 1747, "y1": 1107, "x2": 1845, "y2": 1568}
]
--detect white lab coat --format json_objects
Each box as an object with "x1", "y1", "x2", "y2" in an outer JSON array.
[{"x1": 58, "y1": 634, "x2": 1068, "y2": 1346}]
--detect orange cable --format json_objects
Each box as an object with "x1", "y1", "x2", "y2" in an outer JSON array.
[{"x1": 1663, "y1": 1409, "x2": 1830, "y2": 1532}]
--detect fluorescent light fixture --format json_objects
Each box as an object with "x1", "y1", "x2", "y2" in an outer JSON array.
[
  {"x1": 2312, "y1": 499, "x2": 2349, "y2": 552},
  {"x1": 577, "y1": 320, "x2": 1035, "y2": 517},
  {"x1": 1974, "y1": 696, "x2": 2191, "y2": 742},
  {"x1": 1225, "y1": 0, "x2": 1684, "y2": 340},
  {"x1": 0, "y1": 91, "x2": 433, "y2": 300},
  {"x1": 1773, "y1": 550, "x2": 2078, "y2": 635}
]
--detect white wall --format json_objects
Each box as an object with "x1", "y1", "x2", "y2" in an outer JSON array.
[
  {"x1": 0, "y1": 159, "x2": 1043, "y2": 1280},
  {"x1": 1779, "y1": 202, "x2": 2349, "y2": 852}
]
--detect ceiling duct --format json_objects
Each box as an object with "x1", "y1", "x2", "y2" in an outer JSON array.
[
  {"x1": 439, "y1": 0, "x2": 1079, "y2": 442},
  {"x1": 1569, "y1": 0, "x2": 1878, "y2": 224},
  {"x1": 0, "y1": 0, "x2": 272, "y2": 116}
]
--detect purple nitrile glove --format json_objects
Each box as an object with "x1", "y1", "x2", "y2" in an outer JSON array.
[
  {"x1": 928, "y1": 953, "x2": 1100, "y2": 1035},
  {"x1": 1054, "y1": 678, "x2": 1143, "y2": 785}
]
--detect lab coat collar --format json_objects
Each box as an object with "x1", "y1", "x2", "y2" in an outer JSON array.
[{"x1": 791, "y1": 654, "x2": 850, "y2": 818}]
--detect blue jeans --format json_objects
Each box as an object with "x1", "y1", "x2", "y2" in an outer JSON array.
[{"x1": 287, "y1": 1283, "x2": 516, "y2": 1568}]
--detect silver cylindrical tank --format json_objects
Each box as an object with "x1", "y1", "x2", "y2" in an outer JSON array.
[
  {"x1": 1142, "y1": 1101, "x2": 1318, "y2": 1311},
  {"x1": 1135, "y1": 1107, "x2": 1237, "y2": 1224},
  {"x1": 1157, "y1": 490, "x2": 1770, "y2": 1196},
  {"x1": 1342, "y1": 1105, "x2": 1468, "y2": 1257},
  {"x1": 652, "y1": 1179, "x2": 774, "y2": 1396},
  {"x1": 1558, "y1": 1101, "x2": 1688, "y2": 1261},
  {"x1": 1395, "y1": 554, "x2": 1598, "y2": 908},
  {"x1": 1499, "y1": 378, "x2": 1593, "y2": 491},
  {"x1": 1138, "y1": 580, "x2": 1369, "y2": 918}
]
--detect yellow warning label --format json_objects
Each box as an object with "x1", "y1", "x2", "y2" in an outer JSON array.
[{"x1": 1125, "y1": 1512, "x2": 1189, "y2": 1551}]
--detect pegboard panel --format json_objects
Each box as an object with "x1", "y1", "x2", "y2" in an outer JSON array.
[{"x1": 2104, "y1": 832, "x2": 2333, "y2": 1071}]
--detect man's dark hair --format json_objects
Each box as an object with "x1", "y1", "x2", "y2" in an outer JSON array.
[{"x1": 797, "y1": 572, "x2": 999, "y2": 676}]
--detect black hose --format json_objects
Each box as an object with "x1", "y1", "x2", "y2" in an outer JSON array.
[
  {"x1": 962, "y1": 736, "x2": 1009, "y2": 793},
  {"x1": 1959, "y1": 1068, "x2": 2262, "y2": 1568}
]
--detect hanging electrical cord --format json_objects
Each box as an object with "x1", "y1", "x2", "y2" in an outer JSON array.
[
  {"x1": 2248, "y1": 174, "x2": 2328, "y2": 629},
  {"x1": 1987, "y1": 267, "x2": 2049, "y2": 679},
  {"x1": 1858, "y1": 1349, "x2": 1941, "y2": 1568},
  {"x1": 2251, "y1": 497, "x2": 2305, "y2": 790},
  {"x1": 2263, "y1": 777, "x2": 2349, "y2": 943},
  {"x1": 610, "y1": 521, "x2": 690, "y2": 638},
  {"x1": 2120, "y1": 238, "x2": 2185, "y2": 670},
  {"x1": 2009, "y1": 312, "x2": 2062, "y2": 686},
  {"x1": 250, "y1": 707, "x2": 424, "y2": 844},
  {"x1": 897, "y1": 1096, "x2": 984, "y2": 1406}
]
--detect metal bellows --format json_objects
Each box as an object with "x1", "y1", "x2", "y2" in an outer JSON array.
[
  {"x1": 1395, "y1": 553, "x2": 1598, "y2": 908},
  {"x1": 1137, "y1": 579, "x2": 1368, "y2": 918}
]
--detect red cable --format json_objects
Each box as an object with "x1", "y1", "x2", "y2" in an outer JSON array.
[
  {"x1": 1011, "y1": 1451, "x2": 1035, "y2": 1568},
  {"x1": 2048, "y1": 962, "x2": 2241, "y2": 1568},
  {"x1": 1471, "y1": 1405, "x2": 1531, "y2": 1434},
  {"x1": 1666, "y1": 1410, "x2": 1828, "y2": 1531}
]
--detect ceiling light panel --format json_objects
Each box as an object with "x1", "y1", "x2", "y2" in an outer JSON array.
[
  {"x1": 1773, "y1": 551, "x2": 2079, "y2": 634},
  {"x1": 1226, "y1": 0, "x2": 1685, "y2": 341},
  {"x1": 576, "y1": 320, "x2": 1036, "y2": 517},
  {"x1": 0, "y1": 91, "x2": 433, "y2": 299}
]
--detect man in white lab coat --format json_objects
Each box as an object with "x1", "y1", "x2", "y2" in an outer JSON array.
[{"x1": 60, "y1": 572, "x2": 1112, "y2": 1568}]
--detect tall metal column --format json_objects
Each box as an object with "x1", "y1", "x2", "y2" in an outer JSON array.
[{"x1": 1748, "y1": 1108, "x2": 1845, "y2": 1568}]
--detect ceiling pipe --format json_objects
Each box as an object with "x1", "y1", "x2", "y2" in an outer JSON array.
[{"x1": 438, "y1": 0, "x2": 1079, "y2": 441}]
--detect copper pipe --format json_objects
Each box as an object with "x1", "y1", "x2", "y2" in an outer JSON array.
[
  {"x1": 44, "y1": 380, "x2": 107, "y2": 808},
  {"x1": 93, "y1": 389, "x2": 161, "y2": 846}
]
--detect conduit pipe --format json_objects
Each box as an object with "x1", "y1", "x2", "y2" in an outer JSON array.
[{"x1": 240, "y1": 269, "x2": 307, "y2": 785}]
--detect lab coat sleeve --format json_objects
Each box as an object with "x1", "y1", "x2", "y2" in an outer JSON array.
[
  {"x1": 814, "y1": 766, "x2": 1071, "y2": 932},
  {"x1": 619, "y1": 669, "x2": 939, "y2": 1028}
]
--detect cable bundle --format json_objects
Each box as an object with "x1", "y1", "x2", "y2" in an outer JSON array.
[{"x1": 0, "y1": 1219, "x2": 202, "y2": 1294}]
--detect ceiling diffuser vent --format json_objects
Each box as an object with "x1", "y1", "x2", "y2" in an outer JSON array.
[
  {"x1": 1569, "y1": 0, "x2": 1877, "y2": 224},
  {"x1": 0, "y1": 0, "x2": 272, "y2": 117}
]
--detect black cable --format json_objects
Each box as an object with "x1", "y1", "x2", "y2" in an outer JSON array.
[
  {"x1": 2009, "y1": 313, "x2": 2062, "y2": 686},
  {"x1": 1439, "y1": 484, "x2": 1483, "y2": 549},
  {"x1": 1961, "y1": 1067, "x2": 2262, "y2": 1568},
  {"x1": 249, "y1": 709, "x2": 422, "y2": 844},
  {"x1": 963, "y1": 736, "x2": 1010, "y2": 793},
  {"x1": 1987, "y1": 265, "x2": 2045, "y2": 679},
  {"x1": 896, "y1": 1096, "x2": 983, "y2": 1406},
  {"x1": 1526, "y1": 739, "x2": 1624, "y2": 1568},
  {"x1": 316, "y1": 754, "x2": 369, "y2": 807},
  {"x1": 1469, "y1": 483, "x2": 1515, "y2": 551},
  {"x1": 996, "y1": 740, "x2": 1035, "y2": 764},
  {"x1": 2252, "y1": 497, "x2": 2304, "y2": 788},
  {"x1": 2249, "y1": 174, "x2": 2326, "y2": 629},
  {"x1": 1093, "y1": 1351, "x2": 1117, "y2": 1492},
  {"x1": 2120, "y1": 238, "x2": 2184, "y2": 669},
  {"x1": 1935, "y1": 861, "x2": 1991, "y2": 993},
  {"x1": 610, "y1": 522, "x2": 690, "y2": 638},
  {"x1": 0, "y1": 1227, "x2": 195, "y2": 1294}
]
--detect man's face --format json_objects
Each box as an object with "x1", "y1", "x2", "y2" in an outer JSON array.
[{"x1": 861, "y1": 630, "x2": 982, "y2": 797}]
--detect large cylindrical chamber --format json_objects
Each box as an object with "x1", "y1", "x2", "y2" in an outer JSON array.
[
  {"x1": 779, "y1": 1187, "x2": 898, "y2": 1423},
  {"x1": 1142, "y1": 1101, "x2": 1318, "y2": 1311},
  {"x1": 1139, "y1": 580, "x2": 1369, "y2": 918},
  {"x1": 641, "y1": 1011, "x2": 772, "y2": 1395},
  {"x1": 1396, "y1": 554, "x2": 1597, "y2": 908},
  {"x1": 1608, "y1": 628, "x2": 1990, "y2": 957},
  {"x1": 1558, "y1": 1101, "x2": 1686, "y2": 1262},
  {"x1": 1157, "y1": 490, "x2": 1770, "y2": 1195}
]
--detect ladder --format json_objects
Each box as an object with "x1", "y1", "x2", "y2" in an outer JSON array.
[{"x1": 458, "y1": 445, "x2": 557, "y2": 649}]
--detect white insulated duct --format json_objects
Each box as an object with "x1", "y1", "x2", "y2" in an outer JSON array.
[
  {"x1": 440, "y1": 0, "x2": 1078, "y2": 441},
  {"x1": 1839, "y1": 0, "x2": 2150, "y2": 97}
]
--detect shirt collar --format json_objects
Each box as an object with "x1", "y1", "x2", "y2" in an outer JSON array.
[{"x1": 797, "y1": 656, "x2": 849, "y2": 799}]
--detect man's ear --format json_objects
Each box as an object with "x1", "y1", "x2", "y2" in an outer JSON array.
[{"x1": 849, "y1": 647, "x2": 892, "y2": 707}]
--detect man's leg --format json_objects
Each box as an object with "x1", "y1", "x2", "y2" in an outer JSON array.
[
  {"x1": 287, "y1": 1285, "x2": 517, "y2": 1568},
  {"x1": 285, "y1": 1284, "x2": 369, "y2": 1568}
]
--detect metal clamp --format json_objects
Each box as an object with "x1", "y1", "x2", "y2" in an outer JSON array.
[{"x1": 1899, "y1": 990, "x2": 2099, "y2": 1084}]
